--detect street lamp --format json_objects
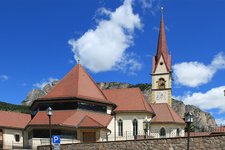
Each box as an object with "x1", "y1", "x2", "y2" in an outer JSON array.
[
  {"x1": 143, "y1": 120, "x2": 150, "y2": 139},
  {"x1": 185, "y1": 112, "x2": 193, "y2": 150},
  {"x1": 46, "y1": 107, "x2": 53, "y2": 150}
]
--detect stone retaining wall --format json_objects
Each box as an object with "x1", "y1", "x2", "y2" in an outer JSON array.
[{"x1": 38, "y1": 135, "x2": 225, "y2": 150}]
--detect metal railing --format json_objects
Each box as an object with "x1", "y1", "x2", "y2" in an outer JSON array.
[
  {"x1": 106, "y1": 130, "x2": 147, "y2": 141},
  {"x1": 28, "y1": 126, "x2": 225, "y2": 148},
  {"x1": 102, "y1": 129, "x2": 185, "y2": 142}
]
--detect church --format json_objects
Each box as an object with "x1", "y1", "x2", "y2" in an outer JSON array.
[{"x1": 0, "y1": 9, "x2": 185, "y2": 149}]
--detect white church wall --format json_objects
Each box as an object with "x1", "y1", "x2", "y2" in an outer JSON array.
[
  {"x1": 106, "y1": 116, "x2": 115, "y2": 141},
  {"x1": 3, "y1": 128, "x2": 23, "y2": 149},
  {"x1": 107, "y1": 112, "x2": 152, "y2": 141},
  {"x1": 150, "y1": 124, "x2": 185, "y2": 138}
]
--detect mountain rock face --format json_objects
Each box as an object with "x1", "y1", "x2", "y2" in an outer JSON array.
[
  {"x1": 172, "y1": 99, "x2": 216, "y2": 131},
  {"x1": 22, "y1": 89, "x2": 46, "y2": 106},
  {"x1": 22, "y1": 82, "x2": 217, "y2": 131},
  {"x1": 21, "y1": 80, "x2": 59, "y2": 105}
]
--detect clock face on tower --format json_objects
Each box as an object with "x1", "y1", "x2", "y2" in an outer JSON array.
[{"x1": 156, "y1": 91, "x2": 168, "y2": 103}]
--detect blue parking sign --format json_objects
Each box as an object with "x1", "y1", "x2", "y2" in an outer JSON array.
[{"x1": 52, "y1": 135, "x2": 60, "y2": 144}]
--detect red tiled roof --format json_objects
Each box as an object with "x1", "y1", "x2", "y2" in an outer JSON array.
[
  {"x1": 38, "y1": 64, "x2": 111, "y2": 104},
  {"x1": 0, "y1": 111, "x2": 31, "y2": 129},
  {"x1": 152, "y1": 14, "x2": 171, "y2": 73},
  {"x1": 28, "y1": 109, "x2": 112, "y2": 128},
  {"x1": 103, "y1": 88, "x2": 154, "y2": 113},
  {"x1": 215, "y1": 126, "x2": 225, "y2": 132},
  {"x1": 150, "y1": 103, "x2": 185, "y2": 124},
  {"x1": 77, "y1": 115, "x2": 103, "y2": 128}
]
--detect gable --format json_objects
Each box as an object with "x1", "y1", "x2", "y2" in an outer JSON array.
[{"x1": 155, "y1": 55, "x2": 168, "y2": 73}]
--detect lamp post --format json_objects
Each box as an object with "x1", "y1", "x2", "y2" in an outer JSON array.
[
  {"x1": 185, "y1": 112, "x2": 193, "y2": 150},
  {"x1": 46, "y1": 107, "x2": 53, "y2": 150},
  {"x1": 143, "y1": 120, "x2": 150, "y2": 139}
]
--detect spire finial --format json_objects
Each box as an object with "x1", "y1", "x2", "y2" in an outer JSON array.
[
  {"x1": 161, "y1": 6, "x2": 164, "y2": 17},
  {"x1": 77, "y1": 57, "x2": 80, "y2": 64}
]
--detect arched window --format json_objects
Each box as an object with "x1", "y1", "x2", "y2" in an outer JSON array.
[
  {"x1": 159, "y1": 127, "x2": 166, "y2": 137},
  {"x1": 157, "y1": 78, "x2": 166, "y2": 89},
  {"x1": 133, "y1": 119, "x2": 138, "y2": 136},
  {"x1": 176, "y1": 128, "x2": 180, "y2": 136},
  {"x1": 118, "y1": 119, "x2": 123, "y2": 136}
]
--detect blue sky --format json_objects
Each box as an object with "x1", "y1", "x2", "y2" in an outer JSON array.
[{"x1": 0, "y1": 0, "x2": 225, "y2": 124}]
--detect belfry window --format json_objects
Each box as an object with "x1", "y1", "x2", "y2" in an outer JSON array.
[
  {"x1": 157, "y1": 78, "x2": 166, "y2": 89},
  {"x1": 133, "y1": 119, "x2": 138, "y2": 136},
  {"x1": 118, "y1": 119, "x2": 123, "y2": 136},
  {"x1": 159, "y1": 127, "x2": 166, "y2": 137}
]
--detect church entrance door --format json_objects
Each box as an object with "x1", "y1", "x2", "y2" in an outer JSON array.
[{"x1": 83, "y1": 132, "x2": 96, "y2": 143}]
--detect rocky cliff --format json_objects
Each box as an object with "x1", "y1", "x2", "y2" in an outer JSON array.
[
  {"x1": 172, "y1": 99, "x2": 216, "y2": 131},
  {"x1": 22, "y1": 82, "x2": 217, "y2": 131}
]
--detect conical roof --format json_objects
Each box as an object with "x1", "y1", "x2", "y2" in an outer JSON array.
[
  {"x1": 153, "y1": 10, "x2": 171, "y2": 73},
  {"x1": 38, "y1": 64, "x2": 111, "y2": 104},
  {"x1": 156, "y1": 15, "x2": 169, "y2": 62}
]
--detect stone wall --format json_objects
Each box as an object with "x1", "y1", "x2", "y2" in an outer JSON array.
[{"x1": 38, "y1": 135, "x2": 225, "y2": 150}]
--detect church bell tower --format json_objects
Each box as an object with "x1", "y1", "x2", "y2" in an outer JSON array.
[{"x1": 151, "y1": 7, "x2": 172, "y2": 106}]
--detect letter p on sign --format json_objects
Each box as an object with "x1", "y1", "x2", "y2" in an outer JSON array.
[{"x1": 52, "y1": 135, "x2": 60, "y2": 144}]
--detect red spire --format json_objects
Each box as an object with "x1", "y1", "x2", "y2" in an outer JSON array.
[{"x1": 153, "y1": 7, "x2": 171, "y2": 73}]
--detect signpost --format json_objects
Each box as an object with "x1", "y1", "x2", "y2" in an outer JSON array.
[{"x1": 52, "y1": 135, "x2": 60, "y2": 150}]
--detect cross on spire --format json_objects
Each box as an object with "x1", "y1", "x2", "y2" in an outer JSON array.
[
  {"x1": 161, "y1": 6, "x2": 164, "y2": 17},
  {"x1": 77, "y1": 57, "x2": 80, "y2": 64}
]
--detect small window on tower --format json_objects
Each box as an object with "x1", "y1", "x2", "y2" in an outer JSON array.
[
  {"x1": 157, "y1": 78, "x2": 166, "y2": 89},
  {"x1": 160, "y1": 62, "x2": 163, "y2": 65}
]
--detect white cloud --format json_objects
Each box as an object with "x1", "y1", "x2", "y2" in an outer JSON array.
[
  {"x1": 68, "y1": 60, "x2": 74, "y2": 64},
  {"x1": 173, "y1": 62, "x2": 215, "y2": 87},
  {"x1": 68, "y1": 0, "x2": 142, "y2": 74},
  {"x1": 0, "y1": 75, "x2": 9, "y2": 81},
  {"x1": 215, "y1": 118, "x2": 225, "y2": 125},
  {"x1": 173, "y1": 52, "x2": 225, "y2": 87},
  {"x1": 33, "y1": 77, "x2": 58, "y2": 89},
  {"x1": 211, "y1": 52, "x2": 225, "y2": 69},
  {"x1": 176, "y1": 86, "x2": 225, "y2": 113},
  {"x1": 139, "y1": 0, "x2": 153, "y2": 9},
  {"x1": 152, "y1": 26, "x2": 159, "y2": 31},
  {"x1": 116, "y1": 53, "x2": 142, "y2": 75},
  {"x1": 138, "y1": 0, "x2": 160, "y2": 15}
]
